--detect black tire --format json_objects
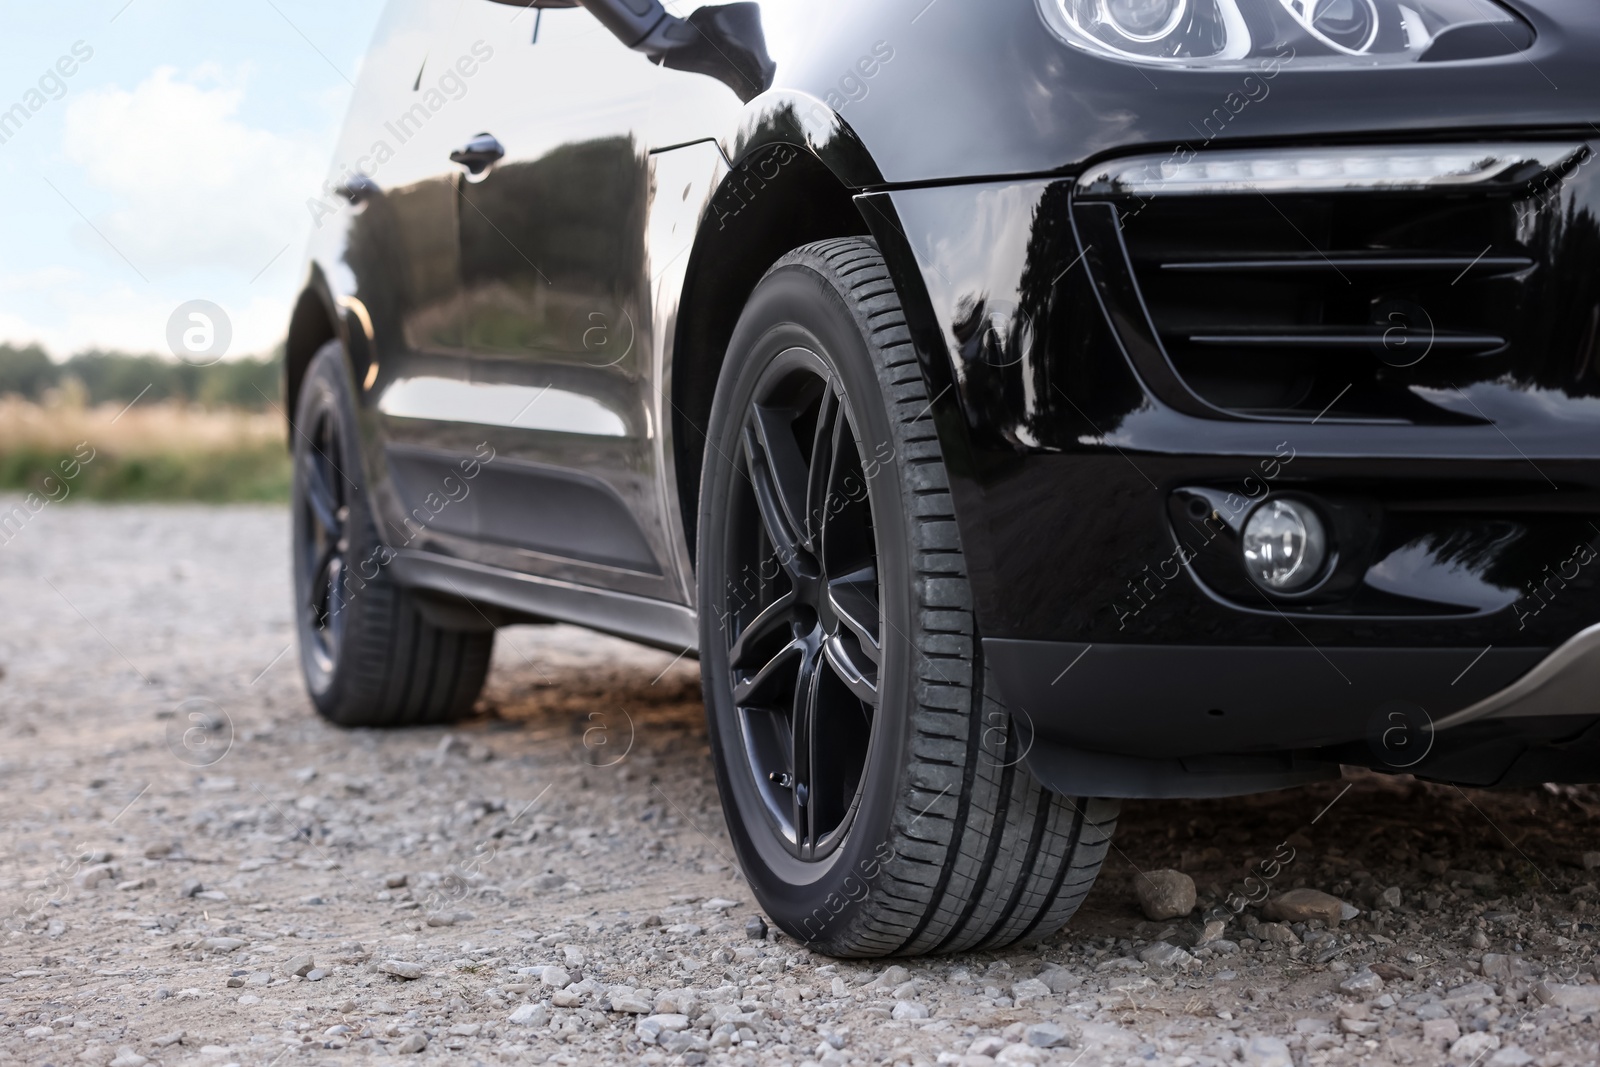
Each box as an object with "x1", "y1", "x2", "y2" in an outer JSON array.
[
  {"x1": 697, "y1": 238, "x2": 1120, "y2": 957},
  {"x1": 292, "y1": 341, "x2": 493, "y2": 727}
]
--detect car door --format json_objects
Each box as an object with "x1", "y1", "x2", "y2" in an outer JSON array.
[
  {"x1": 316, "y1": 0, "x2": 471, "y2": 534},
  {"x1": 433, "y1": 0, "x2": 676, "y2": 601}
]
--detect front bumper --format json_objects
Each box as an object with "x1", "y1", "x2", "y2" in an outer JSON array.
[
  {"x1": 861, "y1": 136, "x2": 1600, "y2": 794},
  {"x1": 985, "y1": 636, "x2": 1600, "y2": 797}
]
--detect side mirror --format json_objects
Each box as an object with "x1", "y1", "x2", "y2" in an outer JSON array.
[
  {"x1": 548, "y1": 0, "x2": 776, "y2": 103},
  {"x1": 657, "y1": 4, "x2": 776, "y2": 104}
]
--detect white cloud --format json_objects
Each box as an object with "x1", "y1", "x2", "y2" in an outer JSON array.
[{"x1": 62, "y1": 66, "x2": 328, "y2": 277}]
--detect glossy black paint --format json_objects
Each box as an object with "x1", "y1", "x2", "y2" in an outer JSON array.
[{"x1": 289, "y1": 0, "x2": 1600, "y2": 791}]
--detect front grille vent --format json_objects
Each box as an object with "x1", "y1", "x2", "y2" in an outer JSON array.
[{"x1": 1075, "y1": 174, "x2": 1592, "y2": 423}]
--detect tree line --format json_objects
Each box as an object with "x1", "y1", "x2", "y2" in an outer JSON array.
[{"x1": 0, "y1": 343, "x2": 283, "y2": 409}]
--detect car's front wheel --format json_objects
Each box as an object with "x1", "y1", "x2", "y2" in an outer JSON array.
[{"x1": 698, "y1": 238, "x2": 1119, "y2": 956}]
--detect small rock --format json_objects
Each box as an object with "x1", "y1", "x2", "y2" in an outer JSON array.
[
  {"x1": 152, "y1": 1032, "x2": 184, "y2": 1047},
  {"x1": 225, "y1": 976, "x2": 244, "y2": 988},
  {"x1": 24, "y1": 1026, "x2": 52, "y2": 1039},
  {"x1": 541, "y1": 966, "x2": 571, "y2": 989},
  {"x1": 178, "y1": 878, "x2": 203, "y2": 898},
  {"x1": 395, "y1": 1033, "x2": 427, "y2": 1054},
  {"x1": 636, "y1": 1014, "x2": 690, "y2": 1043},
  {"x1": 969, "y1": 1035, "x2": 1006, "y2": 1056},
  {"x1": 1241, "y1": 1035, "x2": 1292, "y2": 1067},
  {"x1": 1138, "y1": 941, "x2": 1196, "y2": 969},
  {"x1": 1533, "y1": 982, "x2": 1600, "y2": 1012},
  {"x1": 109, "y1": 1048, "x2": 147, "y2": 1067},
  {"x1": 1449, "y1": 1033, "x2": 1499, "y2": 1060},
  {"x1": 1582, "y1": 851, "x2": 1600, "y2": 871},
  {"x1": 1257, "y1": 922, "x2": 1300, "y2": 945},
  {"x1": 891, "y1": 1000, "x2": 930, "y2": 1020},
  {"x1": 745, "y1": 915, "x2": 768, "y2": 940},
  {"x1": 1194, "y1": 917, "x2": 1228, "y2": 947},
  {"x1": 1376, "y1": 886, "x2": 1402, "y2": 909},
  {"x1": 379, "y1": 960, "x2": 424, "y2": 980},
  {"x1": 1134, "y1": 869, "x2": 1196, "y2": 920},
  {"x1": 1480, "y1": 953, "x2": 1520, "y2": 980},
  {"x1": 610, "y1": 991, "x2": 653, "y2": 1014},
  {"x1": 1443, "y1": 981, "x2": 1497, "y2": 1005},
  {"x1": 1023, "y1": 1022, "x2": 1070, "y2": 1048},
  {"x1": 1339, "y1": 969, "x2": 1384, "y2": 994},
  {"x1": 1339, "y1": 1018, "x2": 1379, "y2": 1035},
  {"x1": 425, "y1": 910, "x2": 474, "y2": 927},
  {"x1": 509, "y1": 1003, "x2": 548, "y2": 1027},
  {"x1": 198, "y1": 937, "x2": 245, "y2": 953},
  {"x1": 996, "y1": 1046, "x2": 1046, "y2": 1065},
  {"x1": 873, "y1": 964, "x2": 912, "y2": 988},
  {"x1": 306, "y1": 969, "x2": 326, "y2": 981},
  {"x1": 116, "y1": 879, "x2": 148, "y2": 891},
  {"x1": 1264, "y1": 888, "x2": 1355, "y2": 925},
  {"x1": 194, "y1": 889, "x2": 228, "y2": 902},
  {"x1": 283, "y1": 954, "x2": 315, "y2": 978},
  {"x1": 1421, "y1": 1018, "x2": 1460, "y2": 1046},
  {"x1": 562, "y1": 945, "x2": 585, "y2": 967},
  {"x1": 1487, "y1": 1046, "x2": 1535, "y2": 1067},
  {"x1": 73, "y1": 863, "x2": 116, "y2": 890},
  {"x1": 1036, "y1": 964, "x2": 1077, "y2": 994},
  {"x1": 1010, "y1": 977, "x2": 1051, "y2": 1004},
  {"x1": 384, "y1": 872, "x2": 408, "y2": 888}
]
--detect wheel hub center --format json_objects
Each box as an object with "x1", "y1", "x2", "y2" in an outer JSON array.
[{"x1": 790, "y1": 567, "x2": 840, "y2": 639}]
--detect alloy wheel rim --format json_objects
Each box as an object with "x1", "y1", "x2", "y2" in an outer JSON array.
[
  {"x1": 298, "y1": 406, "x2": 350, "y2": 675},
  {"x1": 722, "y1": 348, "x2": 883, "y2": 861}
]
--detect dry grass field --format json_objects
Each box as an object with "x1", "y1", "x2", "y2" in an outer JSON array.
[{"x1": 0, "y1": 397, "x2": 289, "y2": 502}]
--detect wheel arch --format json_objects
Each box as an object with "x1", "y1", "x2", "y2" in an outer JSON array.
[
  {"x1": 670, "y1": 92, "x2": 917, "y2": 568},
  {"x1": 283, "y1": 266, "x2": 342, "y2": 436}
]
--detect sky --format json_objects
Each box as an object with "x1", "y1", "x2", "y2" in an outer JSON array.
[{"x1": 0, "y1": 1, "x2": 390, "y2": 360}]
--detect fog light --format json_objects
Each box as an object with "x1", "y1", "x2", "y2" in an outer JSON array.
[{"x1": 1242, "y1": 499, "x2": 1327, "y2": 592}]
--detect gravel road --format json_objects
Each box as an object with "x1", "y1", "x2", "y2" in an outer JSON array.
[{"x1": 3, "y1": 500, "x2": 1600, "y2": 1067}]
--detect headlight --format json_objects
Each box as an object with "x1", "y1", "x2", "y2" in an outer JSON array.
[{"x1": 1041, "y1": 0, "x2": 1532, "y2": 66}]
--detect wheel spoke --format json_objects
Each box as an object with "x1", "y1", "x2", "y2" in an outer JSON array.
[
  {"x1": 307, "y1": 539, "x2": 338, "y2": 610},
  {"x1": 742, "y1": 425, "x2": 807, "y2": 574},
  {"x1": 791, "y1": 649, "x2": 822, "y2": 853},
  {"x1": 733, "y1": 637, "x2": 805, "y2": 707},
  {"x1": 309, "y1": 550, "x2": 344, "y2": 631},
  {"x1": 804, "y1": 383, "x2": 840, "y2": 545},
  {"x1": 828, "y1": 567, "x2": 881, "y2": 668},
  {"x1": 822, "y1": 635, "x2": 878, "y2": 704},
  {"x1": 301, "y1": 452, "x2": 343, "y2": 540},
  {"x1": 747, "y1": 403, "x2": 815, "y2": 551},
  {"x1": 727, "y1": 590, "x2": 798, "y2": 672}
]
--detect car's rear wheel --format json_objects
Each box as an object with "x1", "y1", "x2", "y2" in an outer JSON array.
[
  {"x1": 292, "y1": 341, "x2": 493, "y2": 727},
  {"x1": 698, "y1": 238, "x2": 1120, "y2": 956}
]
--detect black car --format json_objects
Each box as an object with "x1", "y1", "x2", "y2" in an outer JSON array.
[{"x1": 286, "y1": 0, "x2": 1600, "y2": 956}]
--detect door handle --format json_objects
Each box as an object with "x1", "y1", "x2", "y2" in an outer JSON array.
[{"x1": 449, "y1": 132, "x2": 505, "y2": 175}]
